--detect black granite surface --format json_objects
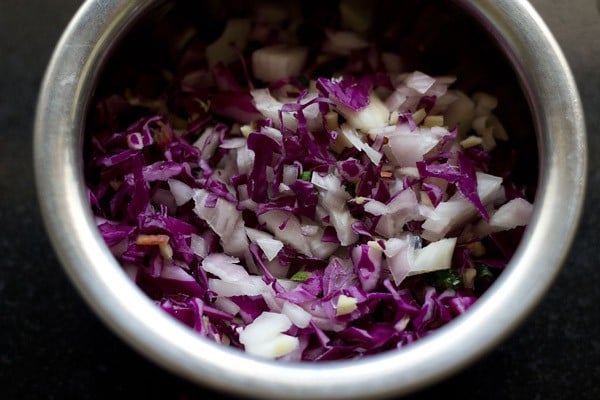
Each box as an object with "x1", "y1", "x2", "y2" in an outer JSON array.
[{"x1": 1, "y1": 1, "x2": 598, "y2": 399}]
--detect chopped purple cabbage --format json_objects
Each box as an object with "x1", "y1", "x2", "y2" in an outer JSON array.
[{"x1": 84, "y1": 2, "x2": 535, "y2": 362}]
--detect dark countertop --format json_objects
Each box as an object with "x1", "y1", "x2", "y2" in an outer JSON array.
[{"x1": 1, "y1": 1, "x2": 598, "y2": 399}]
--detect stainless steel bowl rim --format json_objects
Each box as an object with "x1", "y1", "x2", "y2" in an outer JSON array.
[{"x1": 34, "y1": 1, "x2": 587, "y2": 399}]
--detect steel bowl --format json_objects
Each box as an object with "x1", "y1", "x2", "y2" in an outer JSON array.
[{"x1": 34, "y1": 0, "x2": 587, "y2": 398}]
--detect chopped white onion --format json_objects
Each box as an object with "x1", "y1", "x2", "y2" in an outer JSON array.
[
  {"x1": 421, "y1": 173, "x2": 503, "y2": 241},
  {"x1": 160, "y1": 263, "x2": 196, "y2": 282},
  {"x1": 193, "y1": 189, "x2": 249, "y2": 258},
  {"x1": 190, "y1": 233, "x2": 208, "y2": 258},
  {"x1": 214, "y1": 297, "x2": 241, "y2": 316},
  {"x1": 383, "y1": 126, "x2": 447, "y2": 168},
  {"x1": 168, "y1": 179, "x2": 194, "y2": 206},
  {"x1": 308, "y1": 232, "x2": 340, "y2": 259},
  {"x1": 312, "y1": 172, "x2": 359, "y2": 246},
  {"x1": 405, "y1": 71, "x2": 437, "y2": 94},
  {"x1": 473, "y1": 197, "x2": 534, "y2": 237},
  {"x1": 256, "y1": 237, "x2": 284, "y2": 262},
  {"x1": 208, "y1": 276, "x2": 269, "y2": 297},
  {"x1": 220, "y1": 138, "x2": 247, "y2": 149},
  {"x1": 242, "y1": 333, "x2": 299, "y2": 359},
  {"x1": 384, "y1": 234, "x2": 417, "y2": 285},
  {"x1": 339, "y1": 123, "x2": 382, "y2": 165},
  {"x1": 409, "y1": 237, "x2": 457, "y2": 275},
  {"x1": 258, "y1": 210, "x2": 314, "y2": 256},
  {"x1": 282, "y1": 164, "x2": 299, "y2": 185},
  {"x1": 489, "y1": 197, "x2": 533, "y2": 229},
  {"x1": 245, "y1": 227, "x2": 273, "y2": 242},
  {"x1": 237, "y1": 312, "x2": 299, "y2": 358},
  {"x1": 282, "y1": 302, "x2": 312, "y2": 328},
  {"x1": 193, "y1": 126, "x2": 221, "y2": 160},
  {"x1": 201, "y1": 253, "x2": 247, "y2": 282}
]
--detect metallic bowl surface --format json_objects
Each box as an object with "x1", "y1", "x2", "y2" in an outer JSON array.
[{"x1": 34, "y1": 1, "x2": 587, "y2": 399}]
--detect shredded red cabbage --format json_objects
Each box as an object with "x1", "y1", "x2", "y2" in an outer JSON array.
[{"x1": 84, "y1": 2, "x2": 535, "y2": 361}]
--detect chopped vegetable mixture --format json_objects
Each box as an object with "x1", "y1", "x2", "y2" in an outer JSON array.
[{"x1": 85, "y1": 0, "x2": 534, "y2": 361}]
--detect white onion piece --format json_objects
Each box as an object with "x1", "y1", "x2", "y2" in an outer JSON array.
[
  {"x1": 237, "y1": 184, "x2": 257, "y2": 212},
  {"x1": 242, "y1": 333, "x2": 299, "y2": 359},
  {"x1": 421, "y1": 173, "x2": 503, "y2": 241},
  {"x1": 384, "y1": 234, "x2": 417, "y2": 285},
  {"x1": 238, "y1": 312, "x2": 298, "y2": 358},
  {"x1": 245, "y1": 227, "x2": 273, "y2": 242},
  {"x1": 201, "y1": 253, "x2": 247, "y2": 282},
  {"x1": 190, "y1": 233, "x2": 209, "y2": 258},
  {"x1": 208, "y1": 276, "x2": 268, "y2": 297},
  {"x1": 328, "y1": 209, "x2": 360, "y2": 246},
  {"x1": 251, "y1": 88, "x2": 287, "y2": 126},
  {"x1": 258, "y1": 210, "x2": 313, "y2": 256},
  {"x1": 311, "y1": 172, "x2": 359, "y2": 246},
  {"x1": 277, "y1": 279, "x2": 300, "y2": 292},
  {"x1": 193, "y1": 126, "x2": 221, "y2": 160},
  {"x1": 383, "y1": 126, "x2": 447, "y2": 168},
  {"x1": 409, "y1": 237, "x2": 457, "y2": 275},
  {"x1": 339, "y1": 124, "x2": 382, "y2": 165},
  {"x1": 426, "y1": 75, "x2": 456, "y2": 98},
  {"x1": 281, "y1": 301, "x2": 312, "y2": 328},
  {"x1": 308, "y1": 237, "x2": 339, "y2": 259},
  {"x1": 256, "y1": 238, "x2": 284, "y2": 262},
  {"x1": 489, "y1": 197, "x2": 533, "y2": 229},
  {"x1": 251, "y1": 89, "x2": 298, "y2": 130},
  {"x1": 384, "y1": 88, "x2": 409, "y2": 112},
  {"x1": 220, "y1": 138, "x2": 247, "y2": 149},
  {"x1": 252, "y1": 45, "x2": 308, "y2": 83},
  {"x1": 473, "y1": 197, "x2": 534, "y2": 238},
  {"x1": 193, "y1": 189, "x2": 249, "y2": 258},
  {"x1": 405, "y1": 71, "x2": 437, "y2": 94},
  {"x1": 236, "y1": 146, "x2": 255, "y2": 175},
  {"x1": 168, "y1": 179, "x2": 194, "y2": 206},
  {"x1": 364, "y1": 188, "x2": 419, "y2": 216},
  {"x1": 160, "y1": 263, "x2": 195, "y2": 282},
  {"x1": 214, "y1": 297, "x2": 241, "y2": 316},
  {"x1": 371, "y1": 189, "x2": 423, "y2": 238},
  {"x1": 368, "y1": 123, "x2": 408, "y2": 137},
  {"x1": 251, "y1": 89, "x2": 322, "y2": 132},
  {"x1": 206, "y1": 18, "x2": 251, "y2": 67},
  {"x1": 282, "y1": 165, "x2": 298, "y2": 185},
  {"x1": 300, "y1": 224, "x2": 319, "y2": 236}
]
